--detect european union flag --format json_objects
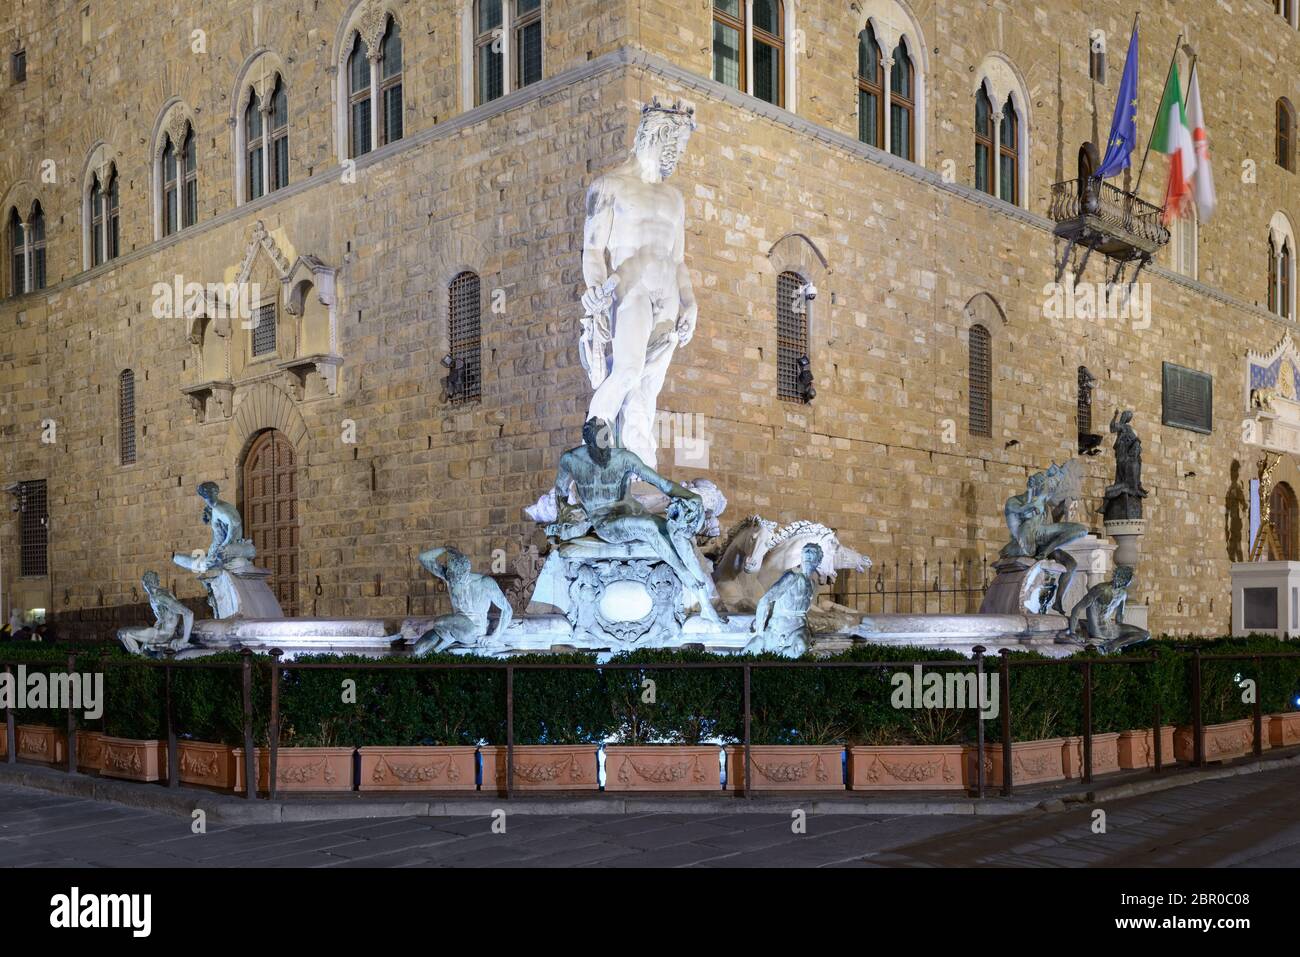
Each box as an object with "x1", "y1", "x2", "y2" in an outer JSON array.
[{"x1": 1096, "y1": 24, "x2": 1139, "y2": 180}]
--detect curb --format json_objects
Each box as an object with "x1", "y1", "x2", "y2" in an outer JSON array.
[{"x1": 2, "y1": 751, "x2": 1297, "y2": 823}]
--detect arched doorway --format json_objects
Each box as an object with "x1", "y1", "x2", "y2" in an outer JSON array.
[
  {"x1": 1271, "y1": 481, "x2": 1298, "y2": 561},
  {"x1": 240, "y1": 429, "x2": 300, "y2": 615}
]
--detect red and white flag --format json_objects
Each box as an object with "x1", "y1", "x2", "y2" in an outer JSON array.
[
  {"x1": 1151, "y1": 61, "x2": 1197, "y2": 225},
  {"x1": 1185, "y1": 63, "x2": 1215, "y2": 222}
]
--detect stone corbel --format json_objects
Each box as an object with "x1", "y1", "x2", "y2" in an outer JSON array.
[
  {"x1": 277, "y1": 354, "x2": 342, "y2": 400},
  {"x1": 181, "y1": 381, "x2": 234, "y2": 423}
]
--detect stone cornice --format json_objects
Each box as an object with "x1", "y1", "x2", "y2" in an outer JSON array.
[{"x1": 10, "y1": 45, "x2": 1286, "y2": 338}]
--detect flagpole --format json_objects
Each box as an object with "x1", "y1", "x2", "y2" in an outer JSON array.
[{"x1": 1133, "y1": 32, "x2": 1184, "y2": 199}]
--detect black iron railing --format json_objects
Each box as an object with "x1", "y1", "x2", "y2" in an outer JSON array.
[
  {"x1": 833, "y1": 557, "x2": 991, "y2": 615},
  {"x1": 1049, "y1": 177, "x2": 1170, "y2": 248}
]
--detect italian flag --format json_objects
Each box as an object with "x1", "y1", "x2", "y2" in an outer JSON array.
[{"x1": 1151, "y1": 61, "x2": 1197, "y2": 225}]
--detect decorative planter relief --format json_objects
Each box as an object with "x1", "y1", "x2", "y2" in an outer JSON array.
[
  {"x1": 972, "y1": 738, "x2": 1067, "y2": 787},
  {"x1": 357, "y1": 746, "x2": 478, "y2": 791},
  {"x1": 177, "y1": 741, "x2": 238, "y2": 789},
  {"x1": 1173, "y1": 719, "x2": 1264, "y2": 763},
  {"x1": 233, "y1": 747, "x2": 355, "y2": 793},
  {"x1": 16, "y1": 725, "x2": 66, "y2": 765},
  {"x1": 99, "y1": 737, "x2": 167, "y2": 783},
  {"x1": 1116, "y1": 726, "x2": 1177, "y2": 769},
  {"x1": 603, "y1": 746, "x2": 721, "y2": 791},
  {"x1": 1061, "y1": 732, "x2": 1121, "y2": 778},
  {"x1": 480, "y1": 745, "x2": 598, "y2": 791},
  {"x1": 725, "y1": 746, "x2": 844, "y2": 791},
  {"x1": 847, "y1": 745, "x2": 967, "y2": 791},
  {"x1": 1267, "y1": 711, "x2": 1300, "y2": 748}
]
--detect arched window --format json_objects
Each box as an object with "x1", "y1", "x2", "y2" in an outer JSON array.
[
  {"x1": 447, "y1": 271, "x2": 482, "y2": 403},
  {"x1": 245, "y1": 92, "x2": 264, "y2": 201},
  {"x1": 712, "y1": 0, "x2": 744, "y2": 92},
  {"x1": 161, "y1": 123, "x2": 197, "y2": 236},
  {"x1": 118, "y1": 369, "x2": 136, "y2": 465},
  {"x1": 90, "y1": 174, "x2": 105, "y2": 267},
  {"x1": 776, "y1": 270, "x2": 809, "y2": 402},
  {"x1": 968, "y1": 324, "x2": 992, "y2": 438},
  {"x1": 889, "y1": 42, "x2": 914, "y2": 160},
  {"x1": 8, "y1": 207, "x2": 25, "y2": 296},
  {"x1": 347, "y1": 33, "x2": 371, "y2": 157},
  {"x1": 1270, "y1": 236, "x2": 1280, "y2": 313},
  {"x1": 182, "y1": 128, "x2": 198, "y2": 229},
  {"x1": 106, "y1": 168, "x2": 120, "y2": 261},
  {"x1": 269, "y1": 79, "x2": 289, "y2": 191},
  {"x1": 28, "y1": 203, "x2": 44, "y2": 291},
  {"x1": 162, "y1": 134, "x2": 179, "y2": 235},
  {"x1": 974, "y1": 87, "x2": 994, "y2": 195},
  {"x1": 1283, "y1": 240, "x2": 1294, "y2": 320},
  {"x1": 752, "y1": 0, "x2": 784, "y2": 106},
  {"x1": 474, "y1": 1, "x2": 543, "y2": 107},
  {"x1": 1278, "y1": 98, "x2": 1295, "y2": 172},
  {"x1": 857, "y1": 27, "x2": 883, "y2": 147},
  {"x1": 999, "y1": 95, "x2": 1019, "y2": 205},
  {"x1": 379, "y1": 17, "x2": 403, "y2": 145}
]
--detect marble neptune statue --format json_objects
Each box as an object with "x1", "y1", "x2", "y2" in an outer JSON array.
[
  {"x1": 117, "y1": 571, "x2": 194, "y2": 656},
  {"x1": 550, "y1": 416, "x2": 721, "y2": 623},
  {"x1": 743, "y1": 543, "x2": 821, "y2": 657},
  {"x1": 413, "y1": 546, "x2": 513, "y2": 654},
  {"x1": 580, "y1": 97, "x2": 698, "y2": 469},
  {"x1": 171, "y1": 481, "x2": 256, "y2": 573}
]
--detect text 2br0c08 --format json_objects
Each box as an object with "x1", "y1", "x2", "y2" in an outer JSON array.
[{"x1": 1190, "y1": 893, "x2": 1250, "y2": 906}]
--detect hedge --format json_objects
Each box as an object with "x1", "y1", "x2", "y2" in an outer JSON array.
[{"x1": 0, "y1": 635, "x2": 1296, "y2": 748}]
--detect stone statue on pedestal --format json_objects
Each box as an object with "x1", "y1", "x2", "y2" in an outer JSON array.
[
  {"x1": 1066, "y1": 564, "x2": 1150, "y2": 653},
  {"x1": 580, "y1": 98, "x2": 698, "y2": 470},
  {"x1": 549, "y1": 417, "x2": 721, "y2": 623},
  {"x1": 412, "y1": 547, "x2": 513, "y2": 654},
  {"x1": 743, "y1": 543, "x2": 821, "y2": 658},
  {"x1": 1099, "y1": 410, "x2": 1148, "y2": 522},
  {"x1": 117, "y1": 571, "x2": 194, "y2": 656},
  {"x1": 171, "y1": 482, "x2": 282, "y2": 619}
]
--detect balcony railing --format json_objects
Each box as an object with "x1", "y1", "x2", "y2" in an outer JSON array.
[{"x1": 1049, "y1": 177, "x2": 1170, "y2": 252}]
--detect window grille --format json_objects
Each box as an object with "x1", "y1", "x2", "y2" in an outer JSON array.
[
  {"x1": 252, "y1": 301, "x2": 277, "y2": 357},
  {"x1": 777, "y1": 270, "x2": 808, "y2": 402},
  {"x1": 18, "y1": 480, "x2": 47, "y2": 577},
  {"x1": 448, "y1": 272, "x2": 482, "y2": 403},
  {"x1": 968, "y1": 324, "x2": 992, "y2": 437},
  {"x1": 119, "y1": 369, "x2": 136, "y2": 465}
]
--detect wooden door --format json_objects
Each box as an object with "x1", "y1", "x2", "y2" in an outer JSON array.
[{"x1": 241, "y1": 429, "x2": 300, "y2": 615}]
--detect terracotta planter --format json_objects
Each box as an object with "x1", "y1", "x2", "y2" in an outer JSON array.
[
  {"x1": 99, "y1": 737, "x2": 167, "y2": 783},
  {"x1": 1267, "y1": 712, "x2": 1300, "y2": 748},
  {"x1": 233, "y1": 747, "x2": 355, "y2": 793},
  {"x1": 725, "y1": 746, "x2": 844, "y2": 791},
  {"x1": 603, "y1": 746, "x2": 721, "y2": 791},
  {"x1": 1061, "y1": 732, "x2": 1121, "y2": 778},
  {"x1": 177, "y1": 740, "x2": 238, "y2": 789},
  {"x1": 480, "y1": 745, "x2": 598, "y2": 791},
  {"x1": 15, "y1": 724, "x2": 65, "y2": 765},
  {"x1": 846, "y1": 745, "x2": 967, "y2": 791},
  {"x1": 76, "y1": 731, "x2": 107, "y2": 772},
  {"x1": 972, "y1": 738, "x2": 1067, "y2": 787},
  {"x1": 1174, "y1": 719, "x2": 1264, "y2": 763},
  {"x1": 1116, "y1": 726, "x2": 1177, "y2": 769},
  {"x1": 358, "y1": 746, "x2": 478, "y2": 791}
]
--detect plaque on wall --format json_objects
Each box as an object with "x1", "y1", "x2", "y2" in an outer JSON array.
[{"x1": 1162, "y1": 362, "x2": 1213, "y2": 434}]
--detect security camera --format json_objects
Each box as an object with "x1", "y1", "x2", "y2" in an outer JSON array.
[{"x1": 799, "y1": 282, "x2": 818, "y2": 302}]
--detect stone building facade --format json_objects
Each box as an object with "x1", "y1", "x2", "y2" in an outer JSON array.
[{"x1": 0, "y1": 0, "x2": 1296, "y2": 636}]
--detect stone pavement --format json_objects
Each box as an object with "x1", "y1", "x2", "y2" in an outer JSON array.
[{"x1": 1, "y1": 764, "x2": 1299, "y2": 866}]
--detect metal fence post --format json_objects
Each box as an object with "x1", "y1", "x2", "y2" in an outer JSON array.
[
  {"x1": 973, "y1": 646, "x2": 985, "y2": 799},
  {"x1": 1192, "y1": 648, "x2": 1204, "y2": 768},
  {"x1": 1082, "y1": 650, "x2": 1094, "y2": 784},
  {"x1": 164, "y1": 652, "x2": 178, "y2": 788},
  {"x1": 269, "y1": 649, "x2": 282, "y2": 800},
  {"x1": 241, "y1": 649, "x2": 256, "y2": 800},
  {"x1": 505, "y1": 664, "x2": 514, "y2": 801},
  {"x1": 743, "y1": 663, "x2": 752, "y2": 801},
  {"x1": 999, "y1": 650, "x2": 1012, "y2": 796},
  {"x1": 1252, "y1": 654, "x2": 1263, "y2": 757},
  {"x1": 65, "y1": 651, "x2": 77, "y2": 775},
  {"x1": 4, "y1": 664, "x2": 13, "y2": 765},
  {"x1": 1152, "y1": 657, "x2": 1163, "y2": 774}
]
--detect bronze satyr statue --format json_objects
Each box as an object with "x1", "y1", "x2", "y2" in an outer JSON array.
[
  {"x1": 117, "y1": 571, "x2": 194, "y2": 656},
  {"x1": 413, "y1": 546, "x2": 513, "y2": 654},
  {"x1": 1066, "y1": 564, "x2": 1151, "y2": 653}
]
